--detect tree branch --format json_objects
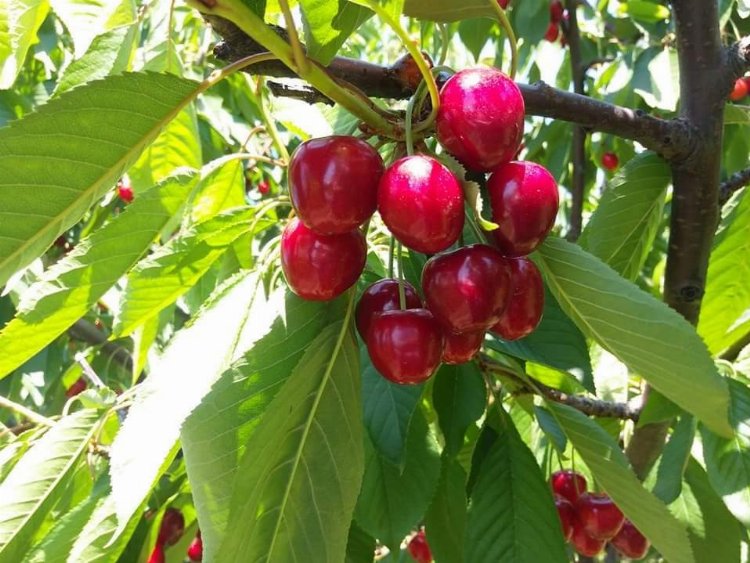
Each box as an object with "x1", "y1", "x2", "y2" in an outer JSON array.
[
  {"x1": 68, "y1": 319, "x2": 133, "y2": 372},
  {"x1": 719, "y1": 166, "x2": 750, "y2": 206}
]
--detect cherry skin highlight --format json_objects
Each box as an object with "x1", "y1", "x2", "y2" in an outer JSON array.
[
  {"x1": 576, "y1": 492, "x2": 625, "y2": 540},
  {"x1": 442, "y1": 330, "x2": 485, "y2": 364},
  {"x1": 601, "y1": 151, "x2": 619, "y2": 171},
  {"x1": 729, "y1": 78, "x2": 749, "y2": 101},
  {"x1": 487, "y1": 161, "x2": 559, "y2": 257},
  {"x1": 436, "y1": 66, "x2": 525, "y2": 172},
  {"x1": 378, "y1": 155, "x2": 464, "y2": 254},
  {"x1": 554, "y1": 495, "x2": 575, "y2": 542},
  {"x1": 490, "y1": 257, "x2": 544, "y2": 341},
  {"x1": 289, "y1": 136, "x2": 384, "y2": 234},
  {"x1": 407, "y1": 529, "x2": 433, "y2": 563},
  {"x1": 550, "y1": 470, "x2": 587, "y2": 504},
  {"x1": 187, "y1": 530, "x2": 203, "y2": 561},
  {"x1": 570, "y1": 517, "x2": 606, "y2": 557},
  {"x1": 367, "y1": 309, "x2": 443, "y2": 385},
  {"x1": 280, "y1": 217, "x2": 366, "y2": 301},
  {"x1": 355, "y1": 279, "x2": 422, "y2": 341},
  {"x1": 611, "y1": 519, "x2": 650, "y2": 560}
]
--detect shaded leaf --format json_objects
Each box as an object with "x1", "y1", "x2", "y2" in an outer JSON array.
[
  {"x1": 652, "y1": 415, "x2": 695, "y2": 504},
  {"x1": 300, "y1": 0, "x2": 371, "y2": 65},
  {"x1": 425, "y1": 457, "x2": 468, "y2": 563},
  {"x1": 432, "y1": 362, "x2": 486, "y2": 457}
]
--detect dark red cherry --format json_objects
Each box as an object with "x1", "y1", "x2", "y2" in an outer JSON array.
[
  {"x1": 117, "y1": 179, "x2": 134, "y2": 203},
  {"x1": 544, "y1": 22, "x2": 560, "y2": 42},
  {"x1": 549, "y1": 0, "x2": 564, "y2": 22},
  {"x1": 157, "y1": 508, "x2": 185, "y2": 546},
  {"x1": 554, "y1": 495, "x2": 575, "y2": 542},
  {"x1": 422, "y1": 244, "x2": 512, "y2": 334},
  {"x1": 601, "y1": 151, "x2": 619, "y2": 171},
  {"x1": 490, "y1": 257, "x2": 544, "y2": 341},
  {"x1": 377, "y1": 155, "x2": 464, "y2": 254},
  {"x1": 576, "y1": 492, "x2": 625, "y2": 540},
  {"x1": 442, "y1": 331, "x2": 484, "y2": 364},
  {"x1": 280, "y1": 217, "x2": 366, "y2": 301},
  {"x1": 436, "y1": 67, "x2": 524, "y2": 172},
  {"x1": 570, "y1": 517, "x2": 606, "y2": 557},
  {"x1": 257, "y1": 180, "x2": 270, "y2": 195},
  {"x1": 289, "y1": 136, "x2": 384, "y2": 234},
  {"x1": 367, "y1": 309, "x2": 443, "y2": 385},
  {"x1": 356, "y1": 279, "x2": 422, "y2": 340},
  {"x1": 407, "y1": 529, "x2": 433, "y2": 563},
  {"x1": 187, "y1": 530, "x2": 203, "y2": 561},
  {"x1": 65, "y1": 376, "x2": 87, "y2": 398},
  {"x1": 550, "y1": 470, "x2": 587, "y2": 504},
  {"x1": 147, "y1": 542, "x2": 165, "y2": 563},
  {"x1": 611, "y1": 520, "x2": 650, "y2": 560},
  {"x1": 487, "y1": 161, "x2": 559, "y2": 257}
]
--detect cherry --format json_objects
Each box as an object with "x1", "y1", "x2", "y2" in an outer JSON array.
[
  {"x1": 442, "y1": 330, "x2": 484, "y2": 364},
  {"x1": 729, "y1": 78, "x2": 749, "y2": 101},
  {"x1": 147, "y1": 542, "x2": 165, "y2": 563},
  {"x1": 65, "y1": 376, "x2": 87, "y2": 398},
  {"x1": 116, "y1": 179, "x2": 134, "y2": 203},
  {"x1": 497, "y1": 0, "x2": 510, "y2": 8},
  {"x1": 158, "y1": 508, "x2": 185, "y2": 546},
  {"x1": 601, "y1": 151, "x2": 619, "y2": 171},
  {"x1": 554, "y1": 495, "x2": 575, "y2": 542},
  {"x1": 550, "y1": 470, "x2": 587, "y2": 504},
  {"x1": 490, "y1": 257, "x2": 544, "y2": 341},
  {"x1": 367, "y1": 309, "x2": 443, "y2": 385},
  {"x1": 355, "y1": 279, "x2": 422, "y2": 341},
  {"x1": 377, "y1": 155, "x2": 464, "y2": 254},
  {"x1": 407, "y1": 529, "x2": 433, "y2": 563},
  {"x1": 280, "y1": 217, "x2": 366, "y2": 301},
  {"x1": 610, "y1": 519, "x2": 650, "y2": 560},
  {"x1": 570, "y1": 517, "x2": 606, "y2": 557},
  {"x1": 289, "y1": 136, "x2": 384, "y2": 234},
  {"x1": 187, "y1": 530, "x2": 203, "y2": 561},
  {"x1": 544, "y1": 22, "x2": 560, "y2": 42},
  {"x1": 549, "y1": 0, "x2": 564, "y2": 22},
  {"x1": 576, "y1": 492, "x2": 625, "y2": 540},
  {"x1": 257, "y1": 180, "x2": 270, "y2": 195},
  {"x1": 436, "y1": 67, "x2": 525, "y2": 172},
  {"x1": 487, "y1": 161, "x2": 559, "y2": 257}
]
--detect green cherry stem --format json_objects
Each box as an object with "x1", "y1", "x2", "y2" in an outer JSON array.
[
  {"x1": 488, "y1": 0, "x2": 518, "y2": 79},
  {"x1": 277, "y1": 0, "x2": 308, "y2": 74},
  {"x1": 396, "y1": 241, "x2": 407, "y2": 310},
  {"x1": 388, "y1": 236, "x2": 396, "y2": 278}
]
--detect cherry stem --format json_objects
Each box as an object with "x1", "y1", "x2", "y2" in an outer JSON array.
[
  {"x1": 396, "y1": 242, "x2": 406, "y2": 310},
  {"x1": 405, "y1": 91, "x2": 418, "y2": 156},
  {"x1": 254, "y1": 77, "x2": 290, "y2": 164},
  {"x1": 488, "y1": 0, "x2": 518, "y2": 79},
  {"x1": 388, "y1": 237, "x2": 396, "y2": 278},
  {"x1": 437, "y1": 23, "x2": 450, "y2": 65},
  {"x1": 277, "y1": 0, "x2": 308, "y2": 74}
]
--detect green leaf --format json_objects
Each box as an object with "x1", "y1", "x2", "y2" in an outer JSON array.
[
  {"x1": 700, "y1": 379, "x2": 750, "y2": 527},
  {"x1": 403, "y1": 0, "x2": 495, "y2": 21},
  {"x1": 536, "y1": 237, "x2": 732, "y2": 437},
  {"x1": 0, "y1": 0, "x2": 50, "y2": 89},
  {"x1": 432, "y1": 363, "x2": 486, "y2": 457},
  {"x1": 724, "y1": 104, "x2": 750, "y2": 125},
  {"x1": 299, "y1": 0, "x2": 371, "y2": 65},
  {"x1": 189, "y1": 156, "x2": 246, "y2": 223},
  {"x1": 0, "y1": 409, "x2": 101, "y2": 562},
  {"x1": 579, "y1": 152, "x2": 669, "y2": 281},
  {"x1": 181, "y1": 292, "x2": 347, "y2": 561},
  {"x1": 216, "y1": 319, "x2": 363, "y2": 562},
  {"x1": 0, "y1": 171, "x2": 198, "y2": 380},
  {"x1": 618, "y1": 0, "x2": 671, "y2": 23},
  {"x1": 547, "y1": 402, "x2": 694, "y2": 563},
  {"x1": 699, "y1": 188, "x2": 750, "y2": 354},
  {"x1": 49, "y1": 0, "x2": 136, "y2": 57},
  {"x1": 464, "y1": 411, "x2": 568, "y2": 563},
  {"x1": 632, "y1": 46, "x2": 680, "y2": 111},
  {"x1": 0, "y1": 72, "x2": 201, "y2": 289},
  {"x1": 355, "y1": 410, "x2": 441, "y2": 551},
  {"x1": 458, "y1": 18, "x2": 493, "y2": 62},
  {"x1": 425, "y1": 457, "x2": 468, "y2": 563},
  {"x1": 109, "y1": 271, "x2": 265, "y2": 538},
  {"x1": 362, "y1": 348, "x2": 424, "y2": 467},
  {"x1": 652, "y1": 416, "x2": 695, "y2": 504}
]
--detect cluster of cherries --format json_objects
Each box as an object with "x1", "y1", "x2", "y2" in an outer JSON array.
[
  {"x1": 280, "y1": 66, "x2": 558, "y2": 385},
  {"x1": 551, "y1": 470, "x2": 650, "y2": 559},
  {"x1": 729, "y1": 76, "x2": 750, "y2": 102},
  {"x1": 544, "y1": 0, "x2": 567, "y2": 43},
  {"x1": 146, "y1": 508, "x2": 203, "y2": 563}
]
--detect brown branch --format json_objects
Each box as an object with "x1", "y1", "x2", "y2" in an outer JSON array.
[
  {"x1": 68, "y1": 319, "x2": 133, "y2": 372},
  {"x1": 725, "y1": 36, "x2": 750, "y2": 83},
  {"x1": 718, "y1": 166, "x2": 750, "y2": 206}
]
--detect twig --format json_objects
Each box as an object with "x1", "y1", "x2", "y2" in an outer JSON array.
[
  {"x1": 74, "y1": 353, "x2": 107, "y2": 389},
  {"x1": 0, "y1": 395, "x2": 55, "y2": 427},
  {"x1": 718, "y1": 165, "x2": 750, "y2": 206},
  {"x1": 68, "y1": 319, "x2": 134, "y2": 372}
]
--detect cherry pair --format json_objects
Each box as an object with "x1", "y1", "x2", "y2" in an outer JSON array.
[{"x1": 147, "y1": 508, "x2": 185, "y2": 563}]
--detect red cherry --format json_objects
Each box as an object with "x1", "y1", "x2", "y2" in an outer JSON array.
[
  {"x1": 65, "y1": 377, "x2": 87, "y2": 398},
  {"x1": 117, "y1": 180, "x2": 134, "y2": 203},
  {"x1": 729, "y1": 78, "x2": 749, "y2": 101},
  {"x1": 601, "y1": 151, "x2": 619, "y2": 171},
  {"x1": 257, "y1": 180, "x2": 270, "y2": 195},
  {"x1": 147, "y1": 542, "x2": 165, "y2": 563},
  {"x1": 497, "y1": 0, "x2": 510, "y2": 7},
  {"x1": 576, "y1": 492, "x2": 625, "y2": 540},
  {"x1": 442, "y1": 330, "x2": 484, "y2": 364},
  {"x1": 554, "y1": 495, "x2": 575, "y2": 542},
  {"x1": 487, "y1": 161, "x2": 559, "y2": 257},
  {"x1": 436, "y1": 67, "x2": 525, "y2": 172},
  {"x1": 367, "y1": 309, "x2": 443, "y2": 385},
  {"x1": 544, "y1": 22, "x2": 560, "y2": 42},
  {"x1": 289, "y1": 136, "x2": 384, "y2": 234},
  {"x1": 157, "y1": 508, "x2": 185, "y2": 546},
  {"x1": 550, "y1": 470, "x2": 587, "y2": 504},
  {"x1": 610, "y1": 519, "x2": 650, "y2": 560},
  {"x1": 490, "y1": 257, "x2": 544, "y2": 341},
  {"x1": 549, "y1": 1, "x2": 564, "y2": 22},
  {"x1": 422, "y1": 244, "x2": 512, "y2": 334},
  {"x1": 407, "y1": 529, "x2": 433, "y2": 563},
  {"x1": 280, "y1": 217, "x2": 366, "y2": 301},
  {"x1": 187, "y1": 530, "x2": 203, "y2": 561},
  {"x1": 377, "y1": 155, "x2": 464, "y2": 254},
  {"x1": 355, "y1": 279, "x2": 422, "y2": 341},
  {"x1": 570, "y1": 517, "x2": 606, "y2": 557}
]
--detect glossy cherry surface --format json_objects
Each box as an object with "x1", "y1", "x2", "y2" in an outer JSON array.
[
  {"x1": 158, "y1": 508, "x2": 185, "y2": 546},
  {"x1": 442, "y1": 330, "x2": 485, "y2": 364},
  {"x1": 570, "y1": 517, "x2": 606, "y2": 557},
  {"x1": 280, "y1": 217, "x2": 366, "y2": 301},
  {"x1": 367, "y1": 309, "x2": 443, "y2": 385},
  {"x1": 289, "y1": 136, "x2": 384, "y2": 234},
  {"x1": 487, "y1": 161, "x2": 559, "y2": 257},
  {"x1": 576, "y1": 492, "x2": 625, "y2": 540},
  {"x1": 611, "y1": 519, "x2": 650, "y2": 560},
  {"x1": 436, "y1": 66, "x2": 524, "y2": 172},
  {"x1": 729, "y1": 78, "x2": 749, "y2": 101},
  {"x1": 355, "y1": 279, "x2": 422, "y2": 340},
  {"x1": 601, "y1": 151, "x2": 619, "y2": 171},
  {"x1": 490, "y1": 257, "x2": 544, "y2": 341},
  {"x1": 554, "y1": 495, "x2": 575, "y2": 542},
  {"x1": 407, "y1": 529, "x2": 433, "y2": 563},
  {"x1": 187, "y1": 531, "x2": 203, "y2": 561},
  {"x1": 377, "y1": 155, "x2": 464, "y2": 253},
  {"x1": 147, "y1": 543, "x2": 165, "y2": 563},
  {"x1": 550, "y1": 470, "x2": 587, "y2": 504},
  {"x1": 422, "y1": 244, "x2": 512, "y2": 334}
]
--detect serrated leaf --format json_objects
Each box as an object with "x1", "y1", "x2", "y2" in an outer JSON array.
[
  {"x1": 425, "y1": 457, "x2": 468, "y2": 563},
  {"x1": 535, "y1": 237, "x2": 732, "y2": 437},
  {"x1": 547, "y1": 402, "x2": 694, "y2": 563},
  {"x1": 432, "y1": 362, "x2": 486, "y2": 457},
  {"x1": 0, "y1": 72, "x2": 201, "y2": 289},
  {"x1": 190, "y1": 156, "x2": 246, "y2": 223},
  {"x1": 0, "y1": 171, "x2": 198, "y2": 380},
  {"x1": 579, "y1": 152, "x2": 669, "y2": 281},
  {"x1": 464, "y1": 411, "x2": 568, "y2": 563},
  {"x1": 403, "y1": 0, "x2": 495, "y2": 21},
  {"x1": 49, "y1": 0, "x2": 136, "y2": 57},
  {"x1": 0, "y1": 0, "x2": 50, "y2": 89},
  {"x1": 299, "y1": 0, "x2": 371, "y2": 65},
  {"x1": 700, "y1": 379, "x2": 750, "y2": 527},
  {"x1": 216, "y1": 320, "x2": 363, "y2": 562},
  {"x1": 0, "y1": 409, "x2": 101, "y2": 562}
]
